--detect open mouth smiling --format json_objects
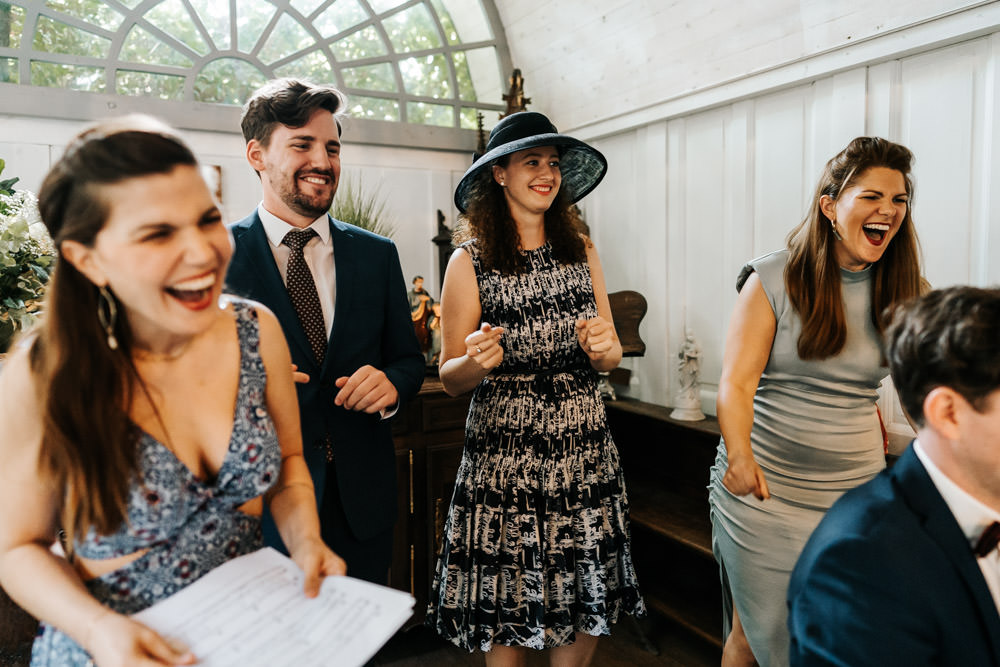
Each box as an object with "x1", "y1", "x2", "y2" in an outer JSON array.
[
  {"x1": 862, "y1": 222, "x2": 890, "y2": 243},
  {"x1": 165, "y1": 272, "x2": 216, "y2": 305}
]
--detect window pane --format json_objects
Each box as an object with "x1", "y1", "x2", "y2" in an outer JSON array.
[
  {"x1": 273, "y1": 49, "x2": 333, "y2": 82},
  {"x1": 348, "y1": 94, "x2": 398, "y2": 122},
  {"x1": 459, "y1": 107, "x2": 486, "y2": 130},
  {"x1": 257, "y1": 12, "x2": 315, "y2": 63},
  {"x1": 0, "y1": 57, "x2": 17, "y2": 83},
  {"x1": 330, "y1": 25, "x2": 386, "y2": 61},
  {"x1": 290, "y1": 0, "x2": 325, "y2": 17},
  {"x1": 383, "y1": 4, "x2": 441, "y2": 54},
  {"x1": 236, "y1": 0, "x2": 274, "y2": 53},
  {"x1": 116, "y1": 69, "x2": 185, "y2": 100},
  {"x1": 44, "y1": 0, "x2": 123, "y2": 32},
  {"x1": 368, "y1": 0, "x2": 406, "y2": 13},
  {"x1": 433, "y1": 0, "x2": 491, "y2": 44},
  {"x1": 116, "y1": 0, "x2": 143, "y2": 7},
  {"x1": 399, "y1": 53, "x2": 450, "y2": 98},
  {"x1": 459, "y1": 46, "x2": 499, "y2": 104},
  {"x1": 341, "y1": 62, "x2": 395, "y2": 92},
  {"x1": 1, "y1": 3, "x2": 25, "y2": 49},
  {"x1": 407, "y1": 101, "x2": 452, "y2": 127},
  {"x1": 452, "y1": 49, "x2": 474, "y2": 100},
  {"x1": 312, "y1": 0, "x2": 367, "y2": 38},
  {"x1": 30, "y1": 60, "x2": 104, "y2": 92},
  {"x1": 189, "y1": 0, "x2": 230, "y2": 50},
  {"x1": 33, "y1": 16, "x2": 110, "y2": 58},
  {"x1": 145, "y1": 0, "x2": 210, "y2": 56},
  {"x1": 121, "y1": 25, "x2": 193, "y2": 67},
  {"x1": 195, "y1": 58, "x2": 267, "y2": 104}
]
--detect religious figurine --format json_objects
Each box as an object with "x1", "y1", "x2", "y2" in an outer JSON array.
[
  {"x1": 671, "y1": 330, "x2": 705, "y2": 421},
  {"x1": 501, "y1": 68, "x2": 531, "y2": 118}
]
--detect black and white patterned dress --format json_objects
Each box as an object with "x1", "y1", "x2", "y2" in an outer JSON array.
[{"x1": 426, "y1": 240, "x2": 644, "y2": 651}]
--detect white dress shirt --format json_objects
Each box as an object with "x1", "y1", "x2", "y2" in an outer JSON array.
[
  {"x1": 257, "y1": 203, "x2": 396, "y2": 420},
  {"x1": 914, "y1": 440, "x2": 1000, "y2": 610},
  {"x1": 258, "y1": 203, "x2": 336, "y2": 336}
]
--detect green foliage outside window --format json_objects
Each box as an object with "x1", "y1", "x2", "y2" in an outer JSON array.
[{"x1": 0, "y1": 0, "x2": 504, "y2": 128}]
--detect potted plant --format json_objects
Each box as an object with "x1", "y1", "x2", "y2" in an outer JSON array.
[
  {"x1": 0, "y1": 159, "x2": 55, "y2": 354},
  {"x1": 331, "y1": 177, "x2": 396, "y2": 238}
]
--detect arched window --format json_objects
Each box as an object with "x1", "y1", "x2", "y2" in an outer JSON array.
[{"x1": 0, "y1": 0, "x2": 510, "y2": 147}]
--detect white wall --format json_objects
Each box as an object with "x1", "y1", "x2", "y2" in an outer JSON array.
[
  {"x1": 0, "y1": 118, "x2": 471, "y2": 302},
  {"x1": 576, "y1": 23, "x2": 1000, "y2": 449},
  {"x1": 497, "y1": 0, "x2": 995, "y2": 132}
]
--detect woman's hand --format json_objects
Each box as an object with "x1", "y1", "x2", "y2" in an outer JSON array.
[
  {"x1": 289, "y1": 536, "x2": 347, "y2": 598},
  {"x1": 722, "y1": 453, "x2": 771, "y2": 500},
  {"x1": 88, "y1": 610, "x2": 195, "y2": 667},
  {"x1": 575, "y1": 317, "x2": 614, "y2": 360},
  {"x1": 464, "y1": 323, "x2": 504, "y2": 371}
]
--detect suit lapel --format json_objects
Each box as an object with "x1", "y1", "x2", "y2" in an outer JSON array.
[
  {"x1": 237, "y1": 215, "x2": 317, "y2": 369},
  {"x1": 895, "y1": 447, "x2": 1000, "y2": 658}
]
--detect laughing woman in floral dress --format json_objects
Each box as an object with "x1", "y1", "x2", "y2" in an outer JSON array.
[{"x1": 426, "y1": 111, "x2": 644, "y2": 667}]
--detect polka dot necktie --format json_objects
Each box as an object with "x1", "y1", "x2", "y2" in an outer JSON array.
[{"x1": 282, "y1": 229, "x2": 326, "y2": 365}]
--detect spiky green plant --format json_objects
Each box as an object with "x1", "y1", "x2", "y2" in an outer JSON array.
[{"x1": 331, "y1": 177, "x2": 396, "y2": 239}]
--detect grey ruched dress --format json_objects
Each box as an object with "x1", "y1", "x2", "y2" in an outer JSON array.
[{"x1": 708, "y1": 249, "x2": 888, "y2": 666}]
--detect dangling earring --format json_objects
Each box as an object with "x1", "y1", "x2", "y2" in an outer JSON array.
[
  {"x1": 830, "y1": 218, "x2": 842, "y2": 241},
  {"x1": 97, "y1": 285, "x2": 119, "y2": 350}
]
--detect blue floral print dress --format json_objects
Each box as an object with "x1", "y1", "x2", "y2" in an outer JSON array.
[{"x1": 30, "y1": 299, "x2": 281, "y2": 666}]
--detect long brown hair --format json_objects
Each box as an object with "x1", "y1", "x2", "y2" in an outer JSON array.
[
  {"x1": 31, "y1": 115, "x2": 199, "y2": 552},
  {"x1": 785, "y1": 137, "x2": 923, "y2": 359},
  {"x1": 453, "y1": 155, "x2": 587, "y2": 274}
]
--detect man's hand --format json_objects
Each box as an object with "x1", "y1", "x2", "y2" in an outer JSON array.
[
  {"x1": 291, "y1": 364, "x2": 310, "y2": 384},
  {"x1": 334, "y1": 365, "x2": 399, "y2": 414}
]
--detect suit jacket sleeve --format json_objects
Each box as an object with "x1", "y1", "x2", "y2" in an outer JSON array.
[
  {"x1": 788, "y1": 534, "x2": 938, "y2": 666},
  {"x1": 379, "y1": 240, "x2": 425, "y2": 404}
]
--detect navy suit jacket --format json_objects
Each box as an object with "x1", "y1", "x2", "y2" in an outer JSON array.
[
  {"x1": 788, "y1": 444, "x2": 1000, "y2": 666},
  {"x1": 225, "y1": 211, "x2": 424, "y2": 542}
]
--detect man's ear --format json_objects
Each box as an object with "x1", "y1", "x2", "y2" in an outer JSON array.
[
  {"x1": 923, "y1": 386, "x2": 961, "y2": 441},
  {"x1": 246, "y1": 139, "x2": 266, "y2": 173}
]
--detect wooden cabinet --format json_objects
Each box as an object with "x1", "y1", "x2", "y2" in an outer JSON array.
[
  {"x1": 604, "y1": 397, "x2": 724, "y2": 652},
  {"x1": 390, "y1": 377, "x2": 471, "y2": 623}
]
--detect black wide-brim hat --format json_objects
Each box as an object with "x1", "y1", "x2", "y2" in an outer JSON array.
[{"x1": 454, "y1": 111, "x2": 607, "y2": 213}]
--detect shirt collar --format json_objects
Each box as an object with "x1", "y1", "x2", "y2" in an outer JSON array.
[
  {"x1": 913, "y1": 439, "x2": 1000, "y2": 552},
  {"x1": 257, "y1": 203, "x2": 330, "y2": 247}
]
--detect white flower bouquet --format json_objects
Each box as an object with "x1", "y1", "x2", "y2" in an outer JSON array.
[{"x1": 0, "y1": 159, "x2": 55, "y2": 353}]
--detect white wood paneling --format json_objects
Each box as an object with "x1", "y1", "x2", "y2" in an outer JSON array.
[
  {"x1": 576, "y1": 27, "x2": 1000, "y2": 447},
  {"x1": 753, "y1": 86, "x2": 810, "y2": 255},
  {"x1": 899, "y1": 38, "x2": 988, "y2": 288}
]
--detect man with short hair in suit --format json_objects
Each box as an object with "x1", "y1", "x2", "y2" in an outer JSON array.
[
  {"x1": 226, "y1": 78, "x2": 425, "y2": 584},
  {"x1": 788, "y1": 285, "x2": 1000, "y2": 665}
]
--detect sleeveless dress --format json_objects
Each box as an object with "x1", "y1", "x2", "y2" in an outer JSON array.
[
  {"x1": 31, "y1": 299, "x2": 282, "y2": 666},
  {"x1": 426, "y1": 241, "x2": 645, "y2": 651},
  {"x1": 707, "y1": 250, "x2": 887, "y2": 666}
]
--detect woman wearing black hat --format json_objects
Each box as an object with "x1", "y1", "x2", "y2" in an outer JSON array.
[{"x1": 426, "y1": 111, "x2": 644, "y2": 665}]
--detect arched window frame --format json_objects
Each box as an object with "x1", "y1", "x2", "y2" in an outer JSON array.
[{"x1": 0, "y1": 0, "x2": 512, "y2": 149}]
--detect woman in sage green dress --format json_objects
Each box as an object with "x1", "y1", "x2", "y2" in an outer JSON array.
[{"x1": 708, "y1": 137, "x2": 925, "y2": 666}]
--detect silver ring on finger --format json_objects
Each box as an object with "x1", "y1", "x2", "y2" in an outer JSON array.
[{"x1": 475, "y1": 345, "x2": 482, "y2": 354}]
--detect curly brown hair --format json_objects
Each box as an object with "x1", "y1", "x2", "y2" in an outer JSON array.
[{"x1": 452, "y1": 155, "x2": 587, "y2": 273}]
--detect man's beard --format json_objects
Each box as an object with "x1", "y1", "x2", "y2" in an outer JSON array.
[{"x1": 281, "y1": 173, "x2": 336, "y2": 219}]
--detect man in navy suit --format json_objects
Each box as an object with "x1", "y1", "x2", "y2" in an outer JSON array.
[
  {"x1": 788, "y1": 285, "x2": 1000, "y2": 665},
  {"x1": 226, "y1": 79, "x2": 424, "y2": 584}
]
